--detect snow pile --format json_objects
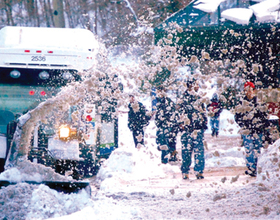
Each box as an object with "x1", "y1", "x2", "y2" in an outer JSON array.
[
  {"x1": 0, "y1": 160, "x2": 74, "y2": 182},
  {"x1": 0, "y1": 183, "x2": 92, "y2": 220},
  {"x1": 26, "y1": 185, "x2": 92, "y2": 220},
  {"x1": 257, "y1": 139, "x2": 280, "y2": 186},
  {"x1": 45, "y1": 197, "x2": 141, "y2": 220},
  {"x1": 206, "y1": 147, "x2": 245, "y2": 167},
  {"x1": 95, "y1": 145, "x2": 180, "y2": 192}
]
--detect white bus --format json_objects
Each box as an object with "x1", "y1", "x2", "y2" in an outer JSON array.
[{"x1": 0, "y1": 26, "x2": 118, "y2": 179}]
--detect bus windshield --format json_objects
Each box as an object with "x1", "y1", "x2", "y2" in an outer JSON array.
[
  {"x1": 0, "y1": 84, "x2": 59, "y2": 114},
  {"x1": 0, "y1": 79, "x2": 61, "y2": 135}
]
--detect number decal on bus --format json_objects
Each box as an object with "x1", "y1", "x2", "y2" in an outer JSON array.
[{"x1": 31, "y1": 56, "x2": 46, "y2": 62}]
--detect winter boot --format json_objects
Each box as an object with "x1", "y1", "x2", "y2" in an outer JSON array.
[
  {"x1": 245, "y1": 170, "x2": 256, "y2": 177},
  {"x1": 215, "y1": 130, "x2": 219, "y2": 137},
  {"x1": 196, "y1": 173, "x2": 204, "y2": 179},
  {"x1": 169, "y1": 150, "x2": 178, "y2": 162},
  {"x1": 182, "y1": 173, "x2": 189, "y2": 180}
]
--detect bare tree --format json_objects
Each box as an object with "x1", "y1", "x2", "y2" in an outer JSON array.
[
  {"x1": 40, "y1": 0, "x2": 53, "y2": 27},
  {"x1": 3, "y1": 0, "x2": 15, "y2": 26}
]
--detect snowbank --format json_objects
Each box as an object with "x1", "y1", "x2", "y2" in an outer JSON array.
[
  {"x1": 257, "y1": 139, "x2": 280, "y2": 187},
  {"x1": 95, "y1": 145, "x2": 180, "y2": 192},
  {"x1": 0, "y1": 160, "x2": 74, "y2": 182}
]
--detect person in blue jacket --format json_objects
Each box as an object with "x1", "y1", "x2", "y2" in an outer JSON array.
[
  {"x1": 178, "y1": 79, "x2": 208, "y2": 180},
  {"x1": 155, "y1": 86, "x2": 179, "y2": 164},
  {"x1": 128, "y1": 95, "x2": 151, "y2": 148}
]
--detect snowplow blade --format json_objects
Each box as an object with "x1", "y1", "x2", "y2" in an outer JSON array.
[{"x1": 0, "y1": 180, "x2": 90, "y2": 194}]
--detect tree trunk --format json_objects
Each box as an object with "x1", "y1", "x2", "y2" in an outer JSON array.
[
  {"x1": 3, "y1": 0, "x2": 14, "y2": 26},
  {"x1": 34, "y1": 0, "x2": 40, "y2": 27},
  {"x1": 42, "y1": 0, "x2": 51, "y2": 27},
  {"x1": 64, "y1": 0, "x2": 73, "y2": 28},
  {"x1": 47, "y1": 0, "x2": 55, "y2": 26},
  {"x1": 53, "y1": 0, "x2": 65, "y2": 28}
]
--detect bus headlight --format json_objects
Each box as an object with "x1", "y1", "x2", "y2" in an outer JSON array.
[
  {"x1": 59, "y1": 125, "x2": 70, "y2": 139},
  {"x1": 62, "y1": 72, "x2": 73, "y2": 80},
  {"x1": 10, "y1": 70, "x2": 21, "y2": 78},
  {"x1": 39, "y1": 71, "x2": 50, "y2": 80},
  {"x1": 59, "y1": 125, "x2": 78, "y2": 140}
]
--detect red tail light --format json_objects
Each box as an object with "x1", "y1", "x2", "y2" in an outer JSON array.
[
  {"x1": 24, "y1": 50, "x2": 30, "y2": 53},
  {"x1": 29, "y1": 90, "x2": 35, "y2": 95},
  {"x1": 40, "y1": 91, "x2": 46, "y2": 96}
]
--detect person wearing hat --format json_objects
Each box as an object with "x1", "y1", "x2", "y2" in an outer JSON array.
[
  {"x1": 128, "y1": 94, "x2": 151, "y2": 148},
  {"x1": 235, "y1": 81, "x2": 268, "y2": 177},
  {"x1": 207, "y1": 93, "x2": 223, "y2": 137},
  {"x1": 178, "y1": 79, "x2": 208, "y2": 180},
  {"x1": 155, "y1": 86, "x2": 179, "y2": 164}
]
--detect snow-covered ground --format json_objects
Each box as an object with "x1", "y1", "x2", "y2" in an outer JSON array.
[{"x1": 1, "y1": 107, "x2": 280, "y2": 219}]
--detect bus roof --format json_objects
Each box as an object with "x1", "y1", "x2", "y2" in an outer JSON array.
[{"x1": 0, "y1": 26, "x2": 99, "y2": 51}]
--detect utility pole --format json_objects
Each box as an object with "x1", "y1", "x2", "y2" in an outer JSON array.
[{"x1": 53, "y1": 0, "x2": 65, "y2": 28}]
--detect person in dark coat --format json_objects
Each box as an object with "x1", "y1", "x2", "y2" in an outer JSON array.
[
  {"x1": 178, "y1": 79, "x2": 208, "y2": 180},
  {"x1": 207, "y1": 93, "x2": 223, "y2": 137},
  {"x1": 235, "y1": 81, "x2": 268, "y2": 177},
  {"x1": 155, "y1": 86, "x2": 179, "y2": 164},
  {"x1": 128, "y1": 95, "x2": 151, "y2": 148}
]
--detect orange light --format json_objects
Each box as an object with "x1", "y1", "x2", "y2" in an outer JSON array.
[{"x1": 29, "y1": 90, "x2": 35, "y2": 95}]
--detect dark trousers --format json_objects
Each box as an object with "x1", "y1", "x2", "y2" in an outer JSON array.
[
  {"x1": 242, "y1": 134, "x2": 262, "y2": 172},
  {"x1": 132, "y1": 129, "x2": 144, "y2": 147},
  {"x1": 181, "y1": 130, "x2": 205, "y2": 174},
  {"x1": 156, "y1": 128, "x2": 173, "y2": 164}
]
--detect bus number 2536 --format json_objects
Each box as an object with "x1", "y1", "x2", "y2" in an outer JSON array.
[{"x1": 31, "y1": 56, "x2": 46, "y2": 62}]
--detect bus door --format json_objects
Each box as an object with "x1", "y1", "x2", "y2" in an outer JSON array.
[{"x1": 0, "y1": 110, "x2": 14, "y2": 173}]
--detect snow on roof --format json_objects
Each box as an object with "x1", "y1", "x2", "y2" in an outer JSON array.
[
  {"x1": 249, "y1": 0, "x2": 280, "y2": 15},
  {"x1": 0, "y1": 26, "x2": 99, "y2": 50},
  {"x1": 192, "y1": 0, "x2": 280, "y2": 24},
  {"x1": 221, "y1": 8, "x2": 253, "y2": 25},
  {"x1": 255, "y1": 11, "x2": 278, "y2": 22},
  {"x1": 193, "y1": 0, "x2": 225, "y2": 13}
]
